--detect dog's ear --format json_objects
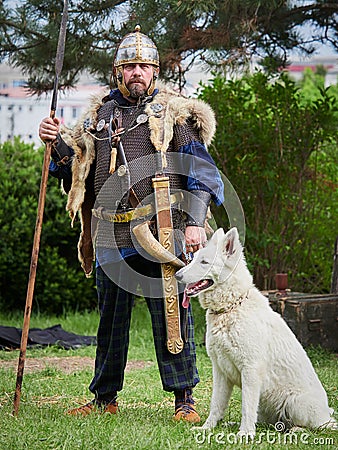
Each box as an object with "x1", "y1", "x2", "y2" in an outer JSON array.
[
  {"x1": 224, "y1": 235, "x2": 235, "y2": 256},
  {"x1": 223, "y1": 228, "x2": 239, "y2": 256}
]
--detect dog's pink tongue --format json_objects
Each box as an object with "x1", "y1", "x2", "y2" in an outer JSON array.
[{"x1": 182, "y1": 290, "x2": 190, "y2": 308}]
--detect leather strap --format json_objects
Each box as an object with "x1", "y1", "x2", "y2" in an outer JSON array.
[{"x1": 92, "y1": 192, "x2": 183, "y2": 223}]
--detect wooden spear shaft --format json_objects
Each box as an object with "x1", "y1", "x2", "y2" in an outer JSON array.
[
  {"x1": 13, "y1": 0, "x2": 68, "y2": 416},
  {"x1": 12, "y1": 139, "x2": 53, "y2": 416}
]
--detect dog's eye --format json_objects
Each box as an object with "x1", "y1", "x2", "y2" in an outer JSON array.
[{"x1": 200, "y1": 259, "x2": 209, "y2": 265}]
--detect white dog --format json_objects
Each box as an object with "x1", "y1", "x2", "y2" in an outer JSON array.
[{"x1": 176, "y1": 227, "x2": 337, "y2": 437}]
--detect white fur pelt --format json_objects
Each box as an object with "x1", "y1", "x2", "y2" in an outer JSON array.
[{"x1": 176, "y1": 227, "x2": 337, "y2": 437}]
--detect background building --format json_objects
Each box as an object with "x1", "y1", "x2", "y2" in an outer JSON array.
[{"x1": 0, "y1": 63, "x2": 102, "y2": 146}]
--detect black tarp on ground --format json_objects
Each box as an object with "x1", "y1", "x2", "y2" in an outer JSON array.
[{"x1": 0, "y1": 324, "x2": 96, "y2": 350}]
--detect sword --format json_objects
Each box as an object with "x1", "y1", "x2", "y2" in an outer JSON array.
[{"x1": 13, "y1": 0, "x2": 68, "y2": 416}]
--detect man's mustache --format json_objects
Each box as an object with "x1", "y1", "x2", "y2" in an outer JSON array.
[{"x1": 129, "y1": 77, "x2": 146, "y2": 84}]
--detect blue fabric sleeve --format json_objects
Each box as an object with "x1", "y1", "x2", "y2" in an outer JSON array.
[
  {"x1": 49, "y1": 148, "x2": 74, "y2": 185},
  {"x1": 179, "y1": 141, "x2": 224, "y2": 206}
]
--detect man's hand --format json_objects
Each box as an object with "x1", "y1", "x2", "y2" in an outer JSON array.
[
  {"x1": 185, "y1": 226, "x2": 207, "y2": 253},
  {"x1": 39, "y1": 117, "x2": 60, "y2": 143}
]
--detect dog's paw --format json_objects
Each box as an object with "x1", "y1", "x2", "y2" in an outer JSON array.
[
  {"x1": 192, "y1": 417, "x2": 218, "y2": 430},
  {"x1": 320, "y1": 418, "x2": 338, "y2": 430}
]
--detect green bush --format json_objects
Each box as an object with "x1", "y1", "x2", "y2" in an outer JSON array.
[
  {"x1": 199, "y1": 72, "x2": 338, "y2": 292},
  {"x1": 0, "y1": 139, "x2": 96, "y2": 314}
]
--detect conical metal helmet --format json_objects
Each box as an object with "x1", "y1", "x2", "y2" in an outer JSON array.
[
  {"x1": 114, "y1": 25, "x2": 159, "y2": 68},
  {"x1": 113, "y1": 25, "x2": 160, "y2": 97}
]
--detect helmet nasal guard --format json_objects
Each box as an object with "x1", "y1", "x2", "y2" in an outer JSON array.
[{"x1": 113, "y1": 25, "x2": 159, "y2": 97}]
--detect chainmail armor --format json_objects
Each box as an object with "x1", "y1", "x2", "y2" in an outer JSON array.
[{"x1": 93, "y1": 99, "x2": 197, "y2": 250}]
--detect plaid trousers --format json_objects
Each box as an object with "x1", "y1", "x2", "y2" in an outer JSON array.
[{"x1": 89, "y1": 255, "x2": 200, "y2": 398}]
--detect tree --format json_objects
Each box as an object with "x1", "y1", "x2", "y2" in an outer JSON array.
[
  {"x1": 0, "y1": 0, "x2": 337, "y2": 93},
  {"x1": 199, "y1": 71, "x2": 338, "y2": 292}
]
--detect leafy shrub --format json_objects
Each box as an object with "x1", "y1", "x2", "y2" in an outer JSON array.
[
  {"x1": 0, "y1": 139, "x2": 96, "y2": 314},
  {"x1": 199, "y1": 72, "x2": 338, "y2": 292}
]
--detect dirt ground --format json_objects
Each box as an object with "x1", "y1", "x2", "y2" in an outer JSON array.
[{"x1": 0, "y1": 356, "x2": 152, "y2": 374}]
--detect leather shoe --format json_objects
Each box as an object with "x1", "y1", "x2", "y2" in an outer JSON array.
[
  {"x1": 173, "y1": 388, "x2": 200, "y2": 423},
  {"x1": 66, "y1": 399, "x2": 118, "y2": 416}
]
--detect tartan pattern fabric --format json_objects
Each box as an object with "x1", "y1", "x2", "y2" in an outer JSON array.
[{"x1": 89, "y1": 256, "x2": 199, "y2": 397}]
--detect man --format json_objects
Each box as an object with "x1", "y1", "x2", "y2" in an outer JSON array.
[{"x1": 39, "y1": 26, "x2": 223, "y2": 422}]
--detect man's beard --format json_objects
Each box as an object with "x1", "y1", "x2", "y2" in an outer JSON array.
[{"x1": 127, "y1": 80, "x2": 148, "y2": 99}]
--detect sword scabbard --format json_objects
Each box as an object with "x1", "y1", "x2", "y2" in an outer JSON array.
[{"x1": 152, "y1": 176, "x2": 184, "y2": 354}]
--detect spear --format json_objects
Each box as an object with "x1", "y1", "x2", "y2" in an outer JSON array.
[{"x1": 13, "y1": 0, "x2": 69, "y2": 416}]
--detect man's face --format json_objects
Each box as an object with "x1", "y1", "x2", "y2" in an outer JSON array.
[{"x1": 123, "y1": 63, "x2": 158, "y2": 98}]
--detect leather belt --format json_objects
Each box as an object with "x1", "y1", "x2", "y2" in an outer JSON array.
[{"x1": 92, "y1": 191, "x2": 183, "y2": 223}]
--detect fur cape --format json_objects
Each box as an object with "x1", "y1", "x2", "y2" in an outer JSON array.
[{"x1": 60, "y1": 82, "x2": 217, "y2": 276}]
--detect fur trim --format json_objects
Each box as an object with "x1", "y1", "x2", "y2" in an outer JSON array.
[
  {"x1": 146, "y1": 82, "x2": 216, "y2": 153},
  {"x1": 60, "y1": 88, "x2": 108, "y2": 223}
]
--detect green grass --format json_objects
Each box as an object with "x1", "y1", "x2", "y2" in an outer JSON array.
[{"x1": 0, "y1": 299, "x2": 337, "y2": 449}]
